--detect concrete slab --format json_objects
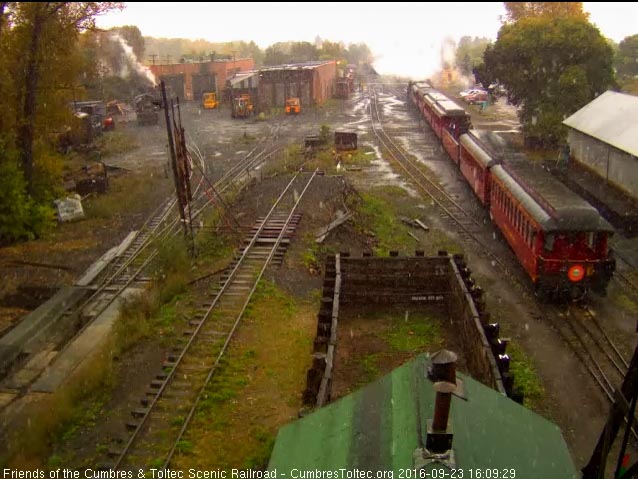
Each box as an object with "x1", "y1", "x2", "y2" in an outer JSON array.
[
  {"x1": 2, "y1": 349, "x2": 58, "y2": 390},
  {"x1": 0, "y1": 287, "x2": 87, "y2": 378},
  {"x1": 30, "y1": 288, "x2": 143, "y2": 393},
  {"x1": 76, "y1": 231, "x2": 138, "y2": 286}
]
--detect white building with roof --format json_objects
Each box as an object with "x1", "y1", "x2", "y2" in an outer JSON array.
[{"x1": 563, "y1": 90, "x2": 638, "y2": 200}]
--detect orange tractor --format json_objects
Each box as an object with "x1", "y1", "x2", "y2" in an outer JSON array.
[{"x1": 285, "y1": 97, "x2": 301, "y2": 114}]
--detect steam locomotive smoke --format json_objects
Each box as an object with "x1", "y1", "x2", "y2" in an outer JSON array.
[
  {"x1": 440, "y1": 37, "x2": 456, "y2": 70},
  {"x1": 110, "y1": 33, "x2": 157, "y2": 86}
]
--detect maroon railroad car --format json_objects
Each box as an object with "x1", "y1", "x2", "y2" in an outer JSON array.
[
  {"x1": 433, "y1": 99, "x2": 470, "y2": 164},
  {"x1": 489, "y1": 161, "x2": 615, "y2": 298},
  {"x1": 407, "y1": 80, "x2": 616, "y2": 298},
  {"x1": 459, "y1": 132, "x2": 501, "y2": 204},
  {"x1": 423, "y1": 91, "x2": 448, "y2": 134}
]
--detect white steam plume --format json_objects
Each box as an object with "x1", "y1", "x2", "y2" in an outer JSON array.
[
  {"x1": 440, "y1": 37, "x2": 456, "y2": 70},
  {"x1": 110, "y1": 33, "x2": 157, "y2": 86}
]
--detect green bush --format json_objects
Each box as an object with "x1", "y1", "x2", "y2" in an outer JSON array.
[
  {"x1": 0, "y1": 151, "x2": 55, "y2": 243},
  {"x1": 319, "y1": 124, "x2": 331, "y2": 144}
]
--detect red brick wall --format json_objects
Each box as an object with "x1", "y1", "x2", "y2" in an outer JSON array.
[
  {"x1": 312, "y1": 61, "x2": 337, "y2": 104},
  {"x1": 149, "y1": 58, "x2": 255, "y2": 100}
]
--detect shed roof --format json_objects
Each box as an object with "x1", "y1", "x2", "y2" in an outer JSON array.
[
  {"x1": 563, "y1": 90, "x2": 638, "y2": 157},
  {"x1": 228, "y1": 71, "x2": 259, "y2": 88},
  {"x1": 258, "y1": 60, "x2": 335, "y2": 72},
  {"x1": 268, "y1": 354, "x2": 577, "y2": 477}
]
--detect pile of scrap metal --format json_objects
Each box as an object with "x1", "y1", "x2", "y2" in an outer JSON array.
[
  {"x1": 134, "y1": 93, "x2": 159, "y2": 126},
  {"x1": 71, "y1": 100, "x2": 115, "y2": 132},
  {"x1": 63, "y1": 162, "x2": 109, "y2": 195}
]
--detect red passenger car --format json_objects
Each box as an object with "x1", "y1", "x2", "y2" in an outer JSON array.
[
  {"x1": 406, "y1": 81, "x2": 616, "y2": 299},
  {"x1": 489, "y1": 161, "x2": 615, "y2": 298},
  {"x1": 433, "y1": 99, "x2": 470, "y2": 165},
  {"x1": 459, "y1": 132, "x2": 500, "y2": 204}
]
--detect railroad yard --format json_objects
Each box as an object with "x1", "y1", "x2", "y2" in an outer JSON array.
[{"x1": 1, "y1": 69, "x2": 638, "y2": 476}]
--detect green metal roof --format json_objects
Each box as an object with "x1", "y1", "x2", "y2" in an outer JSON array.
[{"x1": 268, "y1": 354, "x2": 577, "y2": 478}]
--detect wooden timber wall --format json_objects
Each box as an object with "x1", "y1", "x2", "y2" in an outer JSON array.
[{"x1": 303, "y1": 252, "x2": 514, "y2": 410}]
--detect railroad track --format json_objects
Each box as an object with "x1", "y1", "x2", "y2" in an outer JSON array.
[
  {"x1": 89, "y1": 138, "x2": 280, "y2": 307},
  {"x1": 540, "y1": 302, "x2": 638, "y2": 438},
  {"x1": 109, "y1": 169, "x2": 318, "y2": 470},
  {"x1": 371, "y1": 85, "x2": 637, "y2": 422},
  {"x1": 612, "y1": 250, "x2": 638, "y2": 299},
  {"x1": 0, "y1": 134, "x2": 283, "y2": 407},
  {"x1": 368, "y1": 87, "x2": 511, "y2": 273}
]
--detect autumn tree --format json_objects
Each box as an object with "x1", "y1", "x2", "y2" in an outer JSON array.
[
  {"x1": 503, "y1": 2, "x2": 589, "y2": 22},
  {"x1": 455, "y1": 36, "x2": 491, "y2": 76},
  {"x1": 318, "y1": 40, "x2": 345, "y2": 61},
  {"x1": 264, "y1": 43, "x2": 290, "y2": 65},
  {"x1": 345, "y1": 43, "x2": 374, "y2": 66},
  {"x1": 615, "y1": 34, "x2": 638, "y2": 79},
  {"x1": 0, "y1": 2, "x2": 122, "y2": 242},
  {"x1": 237, "y1": 40, "x2": 264, "y2": 66},
  {"x1": 482, "y1": 15, "x2": 615, "y2": 147}
]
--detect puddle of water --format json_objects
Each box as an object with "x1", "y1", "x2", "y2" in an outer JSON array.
[{"x1": 353, "y1": 142, "x2": 419, "y2": 198}]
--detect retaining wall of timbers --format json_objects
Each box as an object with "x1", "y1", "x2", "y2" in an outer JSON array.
[{"x1": 303, "y1": 251, "x2": 521, "y2": 409}]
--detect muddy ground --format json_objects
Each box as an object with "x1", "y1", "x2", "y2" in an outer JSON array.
[{"x1": 3, "y1": 79, "x2": 638, "y2": 471}]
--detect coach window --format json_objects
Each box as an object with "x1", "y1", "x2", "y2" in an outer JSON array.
[
  {"x1": 528, "y1": 223, "x2": 532, "y2": 246},
  {"x1": 517, "y1": 211, "x2": 521, "y2": 231},
  {"x1": 587, "y1": 232, "x2": 595, "y2": 248},
  {"x1": 545, "y1": 233, "x2": 554, "y2": 252}
]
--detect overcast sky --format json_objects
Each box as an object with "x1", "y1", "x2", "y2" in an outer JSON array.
[{"x1": 96, "y1": 2, "x2": 638, "y2": 78}]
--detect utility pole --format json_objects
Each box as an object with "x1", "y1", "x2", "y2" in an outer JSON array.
[
  {"x1": 160, "y1": 80, "x2": 195, "y2": 255},
  {"x1": 149, "y1": 53, "x2": 158, "y2": 65}
]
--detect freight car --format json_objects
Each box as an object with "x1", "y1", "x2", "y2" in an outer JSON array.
[{"x1": 407, "y1": 81, "x2": 615, "y2": 298}]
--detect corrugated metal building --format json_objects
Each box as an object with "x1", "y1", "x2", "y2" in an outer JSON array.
[
  {"x1": 148, "y1": 58, "x2": 255, "y2": 101},
  {"x1": 226, "y1": 71, "x2": 259, "y2": 103},
  {"x1": 268, "y1": 354, "x2": 577, "y2": 477},
  {"x1": 563, "y1": 91, "x2": 638, "y2": 201},
  {"x1": 256, "y1": 61, "x2": 336, "y2": 110}
]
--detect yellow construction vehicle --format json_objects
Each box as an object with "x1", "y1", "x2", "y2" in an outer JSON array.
[
  {"x1": 202, "y1": 92, "x2": 218, "y2": 109},
  {"x1": 285, "y1": 97, "x2": 301, "y2": 114}
]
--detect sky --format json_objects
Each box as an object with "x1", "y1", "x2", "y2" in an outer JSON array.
[{"x1": 95, "y1": 2, "x2": 638, "y2": 78}]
